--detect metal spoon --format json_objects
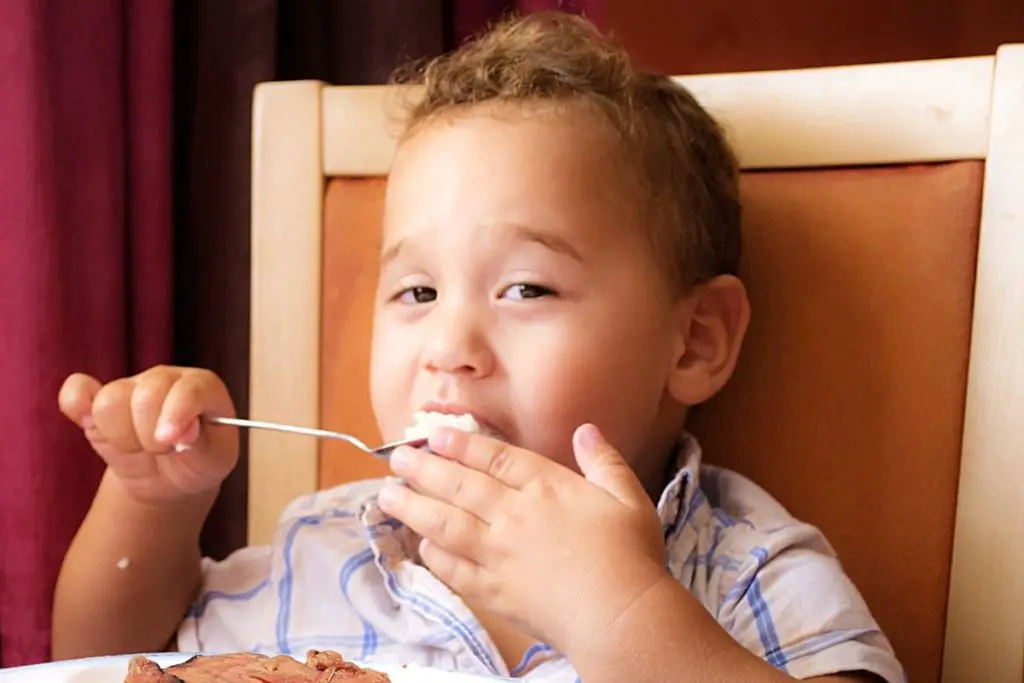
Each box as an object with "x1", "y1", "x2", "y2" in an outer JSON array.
[{"x1": 201, "y1": 415, "x2": 426, "y2": 460}]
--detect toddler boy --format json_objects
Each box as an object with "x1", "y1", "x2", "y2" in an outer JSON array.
[{"x1": 55, "y1": 12, "x2": 903, "y2": 683}]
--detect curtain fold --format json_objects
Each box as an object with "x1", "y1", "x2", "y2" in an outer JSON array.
[{"x1": 0, "y1": 0, "x2": 173, "y2": 667}]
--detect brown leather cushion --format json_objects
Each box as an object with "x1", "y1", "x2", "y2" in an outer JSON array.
[
  {"x1": 319, "y1": 161, "x2": 983, "y2": 683},
  {"x1": 690, "y1": 162, "x2": 982, "y2": 683},
  {"x1": 320, "y1": 178, "x2": 389, "y2": 485}
]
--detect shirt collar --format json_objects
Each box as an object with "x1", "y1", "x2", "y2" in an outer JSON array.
[{"x1": 655, "y1": 432, "x2": 704, "y2": 535}]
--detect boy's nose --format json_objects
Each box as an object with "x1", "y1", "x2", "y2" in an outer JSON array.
[{"x1": 422, "y1": 310, "x2": 495, "y2": 379}]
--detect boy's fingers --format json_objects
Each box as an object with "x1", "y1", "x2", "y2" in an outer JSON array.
[
  {"x1": 58, "y1": 373, "x2": 102, "y2": 427},
  {"x1": 130, "y1": 371, "x2": 178, "y2": 452},
  {"x1": 91, "y1": 378, "x2": 143, "y2": 453},
  {"x1": 573, "y1": 424, "x2": 649, "y2": 506},
  {"x1": 428, "y1": 429, "x2": 554, "y2": 490},
  {"x1": 418, "y1": 538, "x2": 484, "y2": 597},
  {"x1": 156, "y1": 369, "x2": 233, "y2": 446}
]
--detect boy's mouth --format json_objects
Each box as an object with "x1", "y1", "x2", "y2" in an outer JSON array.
[{"x1": 404, "y1": 405, "x2": 506, "y2": 442}]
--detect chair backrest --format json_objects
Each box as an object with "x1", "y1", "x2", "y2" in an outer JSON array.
[{"x1": 246, "y1": 47, "x2": 1024, "y2": 683}]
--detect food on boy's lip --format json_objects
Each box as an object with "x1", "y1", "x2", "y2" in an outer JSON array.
[
  {"x1": 124, "y1": 649, "x2": 390, "y2": 683},
  {"x1": 403, "y1": 410, "x2": 483, "y2": 441}
]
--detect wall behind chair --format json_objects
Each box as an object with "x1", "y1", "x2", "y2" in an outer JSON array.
[{"x1": 605, "y1": 0, "x2": 1024, "y2": 74}]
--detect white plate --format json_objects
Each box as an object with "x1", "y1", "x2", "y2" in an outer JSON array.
[{"x1": 0, "y1": 654, "x2": 510, "y2": 683}]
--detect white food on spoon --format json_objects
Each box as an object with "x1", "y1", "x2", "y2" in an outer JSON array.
[{"x1": 388, "y1": 413, "x2": 489, "y2": 512}]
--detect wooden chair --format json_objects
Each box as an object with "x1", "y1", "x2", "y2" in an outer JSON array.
[{"x1": 245, "y1": 46, "x2": 1024, "y2": 683}]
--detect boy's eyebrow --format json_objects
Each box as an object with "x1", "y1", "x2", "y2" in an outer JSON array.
[
  {"x1": 380, "y1": 223, "x2": 584, "y2": 265},
  {"x1": 380, "y1": 240, "x2": 404, "y2": 267},
  {"x1": 501, "y1": 223, "x2": 584, "y2": 262}
]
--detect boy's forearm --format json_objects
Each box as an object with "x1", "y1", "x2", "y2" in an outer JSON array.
[
  {"x1": 52, "y1": 469, "x2": 216, "y2": 659},
  {"x1": 567, "y1": 570, "x2": 793, "y2": 683}
]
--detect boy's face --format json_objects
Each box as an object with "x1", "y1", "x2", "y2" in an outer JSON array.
[{"x1": 370, "y1": 106, "x2": 686, "y2": 488}]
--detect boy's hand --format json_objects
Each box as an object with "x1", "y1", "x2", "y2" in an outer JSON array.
[
  {"x1": 378, "y1": 423, "x2": 668, "y2": 657},
  {"x1": 59, "y1": 366, "x2": 239, "y2": 506}
]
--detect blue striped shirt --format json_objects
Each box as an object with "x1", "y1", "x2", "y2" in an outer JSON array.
[{"x1": 178, "y1": 434, "x2": 904, "y2": 682}]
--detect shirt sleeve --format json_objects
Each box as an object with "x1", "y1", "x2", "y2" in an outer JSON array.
[{"x1": 714, "y1": 522, "x2": 906, "y2": 683}]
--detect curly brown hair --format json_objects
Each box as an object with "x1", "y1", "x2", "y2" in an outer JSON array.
[{"x1": 390, "y1": 11, "x2": 741, "y2": 291}]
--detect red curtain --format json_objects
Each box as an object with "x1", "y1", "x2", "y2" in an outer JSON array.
[{"x1": 0, "y1": 0, "x2": 173, "y2": 667}]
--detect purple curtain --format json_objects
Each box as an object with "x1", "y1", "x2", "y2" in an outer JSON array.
[{"x1": 0, "y1": 0, "x2": 174, "y2": 667}]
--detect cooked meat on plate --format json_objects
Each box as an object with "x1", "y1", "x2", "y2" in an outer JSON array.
[{"x1": 124, "y1": 649, "x2": 390, "y2": 683}]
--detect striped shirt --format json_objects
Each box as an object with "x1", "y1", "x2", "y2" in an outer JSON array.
[{"x1": 177, "y1": 434, "x2": 905, "y2": 682}]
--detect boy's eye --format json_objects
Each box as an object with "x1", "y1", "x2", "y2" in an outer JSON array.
[
  {"x1": 396, "y1": 286, "x2": 437, "y2": 304},
  {"x1": 501, "y1": 283, "x2": 555, "y2": 300}
]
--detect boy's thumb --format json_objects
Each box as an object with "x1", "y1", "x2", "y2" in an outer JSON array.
[{"x1": 573, "y1": 423, "x2": 648, "y2": 504}]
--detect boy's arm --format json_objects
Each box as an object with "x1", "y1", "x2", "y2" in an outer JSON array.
[
  {"x1": 567, "y1": 572, "x2": 884, "y2": 683},
  {"x1": 52, "y1": 470, "x2": 216, "y2": 659}
]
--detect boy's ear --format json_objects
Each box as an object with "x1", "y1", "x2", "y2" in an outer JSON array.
[{"x1": 667, "y1": 274, "x2": 750, "y2": 407}]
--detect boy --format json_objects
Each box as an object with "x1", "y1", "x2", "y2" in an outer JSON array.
[{"x1": 54, "y1": 12, "x2": 904, "y2": 683}]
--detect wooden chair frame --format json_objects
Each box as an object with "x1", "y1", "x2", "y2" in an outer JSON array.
[{"x1": 247, "y1": 46, "x2": 1024, "y2": 683}]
